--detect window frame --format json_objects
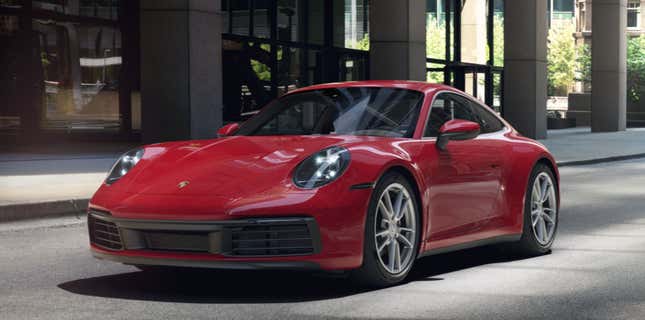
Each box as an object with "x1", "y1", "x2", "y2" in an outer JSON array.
[
  {"x1": 421, "y1": 90, "x2": 506, "y2": 139},
  {"x1": 627, "y1": 1, "x2": 641, "y2": 29}
]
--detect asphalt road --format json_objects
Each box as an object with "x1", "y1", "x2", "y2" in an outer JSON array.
[{"x1": 2, "y1": 159, "x2": 645, "y2": 319}]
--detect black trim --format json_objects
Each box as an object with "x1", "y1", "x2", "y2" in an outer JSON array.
[
  {"x1": 350, "y1": 182, "x2": 375, "y2": 190},
  {"x1": 436, "y1": 128, "x2": 481, "y2": 150},
  {"x1": 88, "y1": 210, "x2": 322, "y2": 257},
  {"x1": 92, "y1": 251, "x2": 321, "y2": 270},
  {"x1": 418, "y1": 234, "x2": 521, "y2": 258}
]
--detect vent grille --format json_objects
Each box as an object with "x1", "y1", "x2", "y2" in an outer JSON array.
[
  {"x1": 230, "y1": 224, "x2": 314, "y2": 256},
  {"x1": 89, "y1": 215, "x2": 123, "y2": 250}
]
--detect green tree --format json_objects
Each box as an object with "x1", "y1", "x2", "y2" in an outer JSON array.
[
  {"x1": 347, "y1": 33, "x2": 370, "y2": 51},
  {"x1": 491, "y1": 14, "x2": 504, "y2": 67},
  {"x1": 574, "y1": 43, "x2": 592, "y2": 91},
  {"x1": 426, "y1": 15, "x2": 447, "y2": 83},
  {"x1": 627, "y1": 35, "x2": 645, "y2": 102},
  {"x1": 574, "y1": 35, "x2": 645, "y2": 102},
  {"x1": 547, "y1": 21, "x2": 577, "y2": 96}
]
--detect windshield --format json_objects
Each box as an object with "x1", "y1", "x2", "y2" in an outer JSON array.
[{"x1": 235, "y1": 87, "x2": 425, "y2": 138}]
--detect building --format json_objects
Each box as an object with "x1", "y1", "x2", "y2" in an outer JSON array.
[
  {"x1": 574, "y1": 0, "x2": 644, "y2": 45},
  {"x1": 0, "y1": 0, "x2": 631, "y2": 145},
  {"x1": 568, "y1": 0, "x2": 645, "y2": 127}
]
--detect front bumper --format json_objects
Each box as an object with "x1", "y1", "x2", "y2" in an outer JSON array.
[{"x1": 88, "y1": 209, "x2": 358, "y2": 270}]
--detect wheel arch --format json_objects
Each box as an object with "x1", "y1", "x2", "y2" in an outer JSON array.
[
  {"x1": 377, "y1": 164, "x2": 426, "y2": 258},
  {"x1": 534, "y1": 156, "x2": 560, "y2": 209}
]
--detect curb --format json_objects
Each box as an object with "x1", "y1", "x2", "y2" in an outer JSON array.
[
  {"x1": 0, "y1": 199, "x2": 89, "y2": 223},
  {"x1": 557, "y1": 153, "x2": 645, "y2": 167}
]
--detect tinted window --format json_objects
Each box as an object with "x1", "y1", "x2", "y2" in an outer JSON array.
[
  {"x1": 471, "y1": 101, "x2": 505, "y2": 133},
  {"x1": 424, "y1": 93, "x2": 503, "y2": 137},
  {"x1": 237, "y1": 87, "x2": 424, "y2": 138},
  {"x1": 424, "y1": 93, "x2": 478, "y2": 137}
]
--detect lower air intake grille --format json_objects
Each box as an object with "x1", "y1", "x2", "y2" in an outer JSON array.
[
  {"x1": 230, "y1": 223, "x2": 314, "y2": 256},
  {"x1": 89, "y1": 214, "x2": 123, "y2": 250}
]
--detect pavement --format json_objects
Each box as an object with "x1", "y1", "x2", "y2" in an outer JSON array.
[
  {"x1": 1, "y1": 158, "x2": 645, "y2": 319},
  {"x1": 539, "y1": 127, "x2": 645, "y2": 166},
  {"x1": 0, "y1": 127, "x2": 644, "y2": 222}
]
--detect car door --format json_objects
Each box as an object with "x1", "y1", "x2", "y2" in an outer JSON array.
[{"x1": 422, "y1": 92, "x2": 505, "y2": 240}]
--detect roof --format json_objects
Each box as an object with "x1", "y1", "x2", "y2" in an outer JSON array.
[{"x1": 287, "y1": 80, "x2": 453, "y2": 95}]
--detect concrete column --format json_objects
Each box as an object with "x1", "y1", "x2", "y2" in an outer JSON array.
[
  {"x1": 140, "y1": 0, "x2": 223, "y2": 143},
  {"x1": 503, "y1": 0, "x2": 548, "y2": 139},
  {"x1": 369, "y1": 0, "x2": 426, "y2": 81},
  {"x1": 591, "y1": 0, "x2": 627, "y2": 132}
]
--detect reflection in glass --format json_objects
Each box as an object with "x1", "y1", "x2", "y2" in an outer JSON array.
[
  {"x1": 0, "y1": 0, "x2": 21, "y2": 8},
  {"x1": 222, "y1": 39, "x2": 272, "y2": 121},
  {"x1": 32, "y1": 0, "x2": 119, "y2": 20},
  {"x1": 0, "y1": 14, "x2": 22, "y2": 131},
  {"x1": 33, "y1": 19, "x2": 121, "y2": 129},
  {"x1": 238, "y1": 87, "x2": 424, "y2": 138},
  {"x1": 307, "y1": 49, "x2": 321, "y2": 85},
  {"x1": 307, "y1": 0, "x2": 324, "y2": 45},
  {"x1": 231, "y1": 0, "x2": 250, "y2": 36},
  {"x1": 277, "y1": 0, "x2": 301, "y2": 42},
  {"x1": 277, "y1": 46, "x2": 303, "y2": 96},
  {"x1": 253, "y1": 0, "x2": 271, "y2": 38},
  {"x1": 336, "y1": 0, "x2": 369, "y2": 49},
  {"x1": 338, "y1": 53, "x2": 367, "y2": 81}
]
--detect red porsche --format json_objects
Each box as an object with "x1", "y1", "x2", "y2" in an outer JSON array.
[{"x1": 88, "y1": 81, "x2": 559, "y2": 287}]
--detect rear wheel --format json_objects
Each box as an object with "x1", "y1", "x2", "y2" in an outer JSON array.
[
  {"x1": 351, "y1": 172, "x2": 420, "y2": 287},
  {"x1": 514, "y1": 163, "x2": 559, "y2": 255}
]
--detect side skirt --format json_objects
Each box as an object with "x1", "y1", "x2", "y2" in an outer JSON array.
[{"x1": 417, "y1": 234, "x2": 521, "y2": 258}]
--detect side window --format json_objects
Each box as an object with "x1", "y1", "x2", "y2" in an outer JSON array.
[
  {"x1": 424, "y1": 93, "x2": 479, "y2": 137},
  {"x1": 424, "y1": 94, "x2": 451, "y2": 137},
  {"x1": 470, "y1": 102, "x2": 505, "y2": 133},
  {"x1": 450, "y1": 95, "x2": 481, "y2": 123}
]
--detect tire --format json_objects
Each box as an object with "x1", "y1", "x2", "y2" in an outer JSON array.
[
  {"x1": 513, "y1": 163, "x2": 559, "y2": 256},
  {"x1": 351, "y1": 172, "x2": 421, "y2": 288}
]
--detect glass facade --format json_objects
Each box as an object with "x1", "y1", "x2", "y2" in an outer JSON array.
[
  {"x1": 1, "y1": 0, "x2": 510, "y2": 142},
  {"x1": 221, "y1": 0, "x2": 370, "y2": 122},
  {"x1": 0, "y1": 0, "x2": 137, "y2": 139}
]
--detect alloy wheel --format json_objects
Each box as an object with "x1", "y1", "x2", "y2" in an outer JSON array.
[
  {"x1": 530, "y1": 172, "x2": 557, "y2": 245},
  {"x1": 374, "y1": 183, "x2": 417, "y2": 275}
]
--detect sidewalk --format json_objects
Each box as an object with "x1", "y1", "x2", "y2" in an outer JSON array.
[
  {"x1": 0, "y1": 142, "x2": 134, "y2": 221},
  {"x1": 539, "y1": 127, "x2": 645, "y2": 166},
  {"x1": 1, "y1": 128, "x2": 644, "y2": 222}
]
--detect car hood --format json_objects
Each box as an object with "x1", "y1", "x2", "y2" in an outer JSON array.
[{"x1": 125, "y1": 135, "x2": 368, "y2": 196}]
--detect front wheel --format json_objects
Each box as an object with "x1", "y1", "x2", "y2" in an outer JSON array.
[
  {"x1": 351, "y1": 172, "x2": 421, "y2": 288},
  {"x1": 514, "y1": 163, "x2": 559, "y2": 255}
]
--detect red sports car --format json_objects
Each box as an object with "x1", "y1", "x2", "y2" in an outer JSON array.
[{"x1": 89, "y1": 81, "x2": 559, "y2": 287}]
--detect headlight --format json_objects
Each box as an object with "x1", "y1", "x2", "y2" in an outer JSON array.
[
  {"x1": 293, "y1": 146, "x2": 350, "y2": 189},
  {"x1": 105, "y1": 148, "x2": 144, "y2": 185}
]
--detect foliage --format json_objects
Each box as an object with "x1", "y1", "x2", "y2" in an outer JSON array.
[
  {"x1": 574, "y1": 43, "x2": 592, "y2": 90},
  {"x1": 547, "y1": 20, "x2": 577, "y2": 96},
  {"x1": 250, "y1": 43, "x2": 273, "y2": 82},
  {"x1": 627, "y1": 35, "x2": 645, "y2": 102},
  {"x1": 491, "y1": 14, "x2": 504, "y2": 67},
  {"x1": 575, "y1": 35, "x2": 645, "y2": 102},
  {"x1": 347, "y1": 33, "x2": 370, "y2": 51},
  {"x1": 426, "y1": 15, "x2": 447, "y2": 83}
]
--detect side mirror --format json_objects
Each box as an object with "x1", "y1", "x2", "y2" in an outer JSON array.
[
  {"x1": 217, "y1": 123, "x2": 240, "y2": 137},
  {"x1": 436, "y1": 119, "x2": 480, "y2": 150}
]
